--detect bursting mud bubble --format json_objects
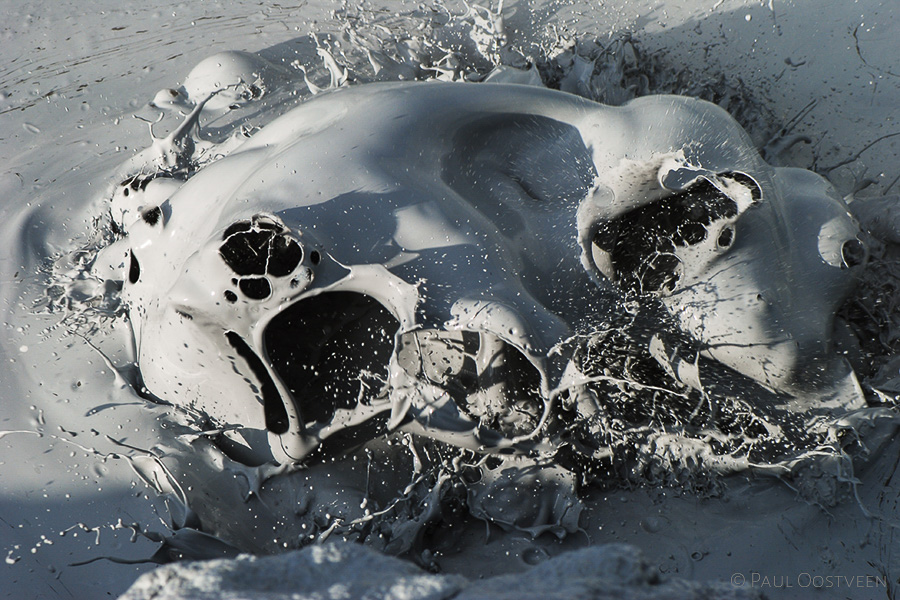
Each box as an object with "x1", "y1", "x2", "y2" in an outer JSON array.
[
  {"x1": 102, "y1": 78, "x2": 876, "y2": 476},
  {"x1": 93, "y1": 43, "x2": 893, "y2": 550},
  {"x1": 3, "y1": 2, "x2": 900, "y2": 598}
]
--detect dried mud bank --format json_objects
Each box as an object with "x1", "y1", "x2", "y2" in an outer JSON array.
[
  {"x1": 117, "y1": 543, "x2": 763, "y2": 600},
  {"x1": 1, "y1": 1, "x2": 899, "y2": 599}
]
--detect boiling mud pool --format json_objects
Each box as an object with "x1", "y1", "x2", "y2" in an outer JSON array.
[{"x1": 3, "y1": 1, "x2": 900, "y2": 599}]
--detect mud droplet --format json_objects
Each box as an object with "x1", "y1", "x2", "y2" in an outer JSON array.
[
  {"x1": 522, "y1": 547, "x2": 548, "y2": 565},
  {"x1": 640, "y1": 516, "x2": 662, "y2": 533},
  {"x1": 22, "y1": 123, "x2": 40, "y2": 134}
]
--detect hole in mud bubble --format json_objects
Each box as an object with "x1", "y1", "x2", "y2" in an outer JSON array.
[
  {"x1": 223, "y1": 220, "x2": 252, "y2": 239},
  {"x1": 717, "y1": 226, "x2": 735, "y2": 249},
  {"x1": 594, "y1": 180, "x2": 738, "y2": 295},
  {"x1": 220, "y1": 229, "x2": 277, "y2": 275},
  {"x1": 219, "y1": 220, "x2": 302, "y2": 278},
  {"x1": 225, "y1": 331, "x2": 289, "y2": 434},
  {"x1": 310, "y1": 250, "x2": 321, "y2": 265},
  {"x1": 266, "y1": 236, "x2": 303, "y2": 277},
  {"x1": 141, "y1": 206, "x2": 162, "y2": 226},
  {"x1": 726, "y1": 172, "x2": 762, "y2": 202},
  {"x1": 239, "y1": 277, "x2": 272, "y2": 300},
  {"x1": 224, "y1": 290, "x2": 238, "y2": 303},
  {"x1": 397, "y1": 330, "x2": 544, "y2": 438},
  {"x1": 128, "y1": 250, "x2": 141, "y2": 284},
  {"x1": 841, "y1": 238, "x2": 866, "y2": 269},
  {"x1": 264, "y1": 292, "x2": 400, "y2": 427}
]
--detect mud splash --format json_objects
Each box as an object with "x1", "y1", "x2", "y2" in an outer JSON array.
[
  {"x1": 4, "y1": 2, "x2": 900, "y2": 598},
  {"x1": 45, "y1": 5, "x2": 893, "y2": 560}
]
